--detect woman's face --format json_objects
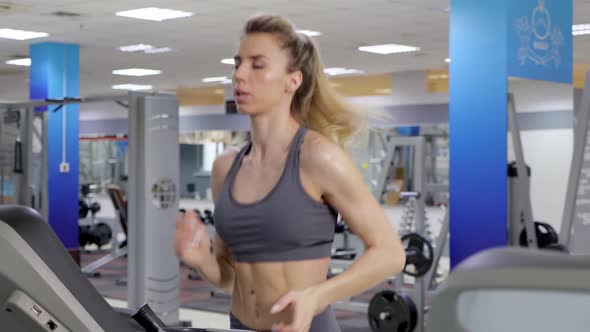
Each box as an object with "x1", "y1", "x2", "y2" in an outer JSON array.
[{"x1": 232, "y1": 33, "x2": 299, "y2": 115}]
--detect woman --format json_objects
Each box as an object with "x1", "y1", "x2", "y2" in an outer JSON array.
[{"x1": 174, "y1": 14, "x2": 406, "y2": 332}]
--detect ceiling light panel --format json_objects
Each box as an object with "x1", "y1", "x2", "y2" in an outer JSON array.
[
  {"x1": 0, "y1": 29, "x2": 49, "y2": 40},
  {"x1": 112, "y1": 84, "x2": 152, "y2": 91},
  {"x1": 358, "y1": 43, "x2": 420, "y2": 55},
  {"x1": 573, "y1": 24, "x2": 590, "y2": 36},
  {"x1": 144, "y1": 47, "x2": 173, "y2": 54},
  {"x1": 115, "y1": 7, "x2": 193, "y2": 21},
  {"x1": 202, "y1": 76, "x2": 228, "y2": 83},
  {"x1": 324, "y1": 67, "x2": 365, "y2": 76},
  {"x1": 221, "y1": 58, "x2": 235, "y2": 65},
  {"x1": 119, "y1": 44, "x2": 153, "y2": 52},
  {"x1": 112, "y1": 68, "x2": 161, "y2": 76},
  {"x1": 6, "y1": 58, "x2": 31, "y2": 66}
]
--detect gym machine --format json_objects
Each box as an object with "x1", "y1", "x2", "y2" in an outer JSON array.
[
  {"x1": 561, "y1": 71, "x2": 590, "y2": 254},
  {"x1": 428, "y1": 246, "x2": 590, "y2": 332},
  {"x1": 0, "y1": 205, "x2": 247, "y2": 332},
  {"x1": 1, "y1": 92, "x2": 184, "y2": 325},
  {"x1": 78, "y1": 184, "x2": 113, "y2": 250},
  {"x1": 332, "y1": 135, "x2": 450, "y2": 332}
]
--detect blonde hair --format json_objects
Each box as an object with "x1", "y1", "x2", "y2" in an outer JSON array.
[{"x1": 243, "y1": 14, "x2": 366, "y2": 147}]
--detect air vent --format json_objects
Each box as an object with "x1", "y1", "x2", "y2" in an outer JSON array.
[{"x1": 51, "y1": 11, "x2": 81, "y2": 17}]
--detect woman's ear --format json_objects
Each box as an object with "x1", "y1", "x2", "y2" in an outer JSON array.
[{"x1": 287, "y1": 70, "x2": 303, "y2": 93}]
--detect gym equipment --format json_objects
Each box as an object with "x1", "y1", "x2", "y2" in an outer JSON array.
[
  {"x1": 79, "y1": 222, "x2": 112, "y2": 248},
  {"x1": 428, "y1": 247, "x2": 590, "y2": 332},
  {"x1": 127, "y1": 92, "x2": 181, "y2": 325},
  {"x1": 561, "y1": 71, "x2": 590, "y2": 254},
  {"x1": 508, "y1": 94, "x2": 570, "y2": 252},
  {"x1": 78, "y1": 199, "x2": 113, "y2": 249},
  {"x1": 518, "y1": 221, "x2": 559, "y2": 249},
  {"x1": 2, "y1": 92, "x2": 184, "y2": 325},
  {"x1": 0, "y1": 205, "x2": 248, "y2": 332},
  {"x1": 332, "y1": 136, "x2": 449, "y2": 332},
  {"x1": 368, "y1": 290, "x2": 417, "y2": 332},
  {"x1": 81, "y1": 186, "x2": 128, "y2": 279},
  {"x1": 402, "y1": 233, "x2": 434, "y2": 278}
]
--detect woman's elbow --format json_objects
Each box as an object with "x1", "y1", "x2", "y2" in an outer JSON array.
[{"x1": 386, "y1": 245, "x2": 406, "y2": 276}]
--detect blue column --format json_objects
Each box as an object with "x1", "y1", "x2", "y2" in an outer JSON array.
[
  {"x1": 449, "y1": 0, "x2": 572, "y2": 267},
  {"x1": 30, "y1": 42, "x2": 80, "y2": 250}
]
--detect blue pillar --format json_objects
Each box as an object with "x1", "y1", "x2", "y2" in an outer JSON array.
[
  {"x1": 449, "y1": 0, "x2": 572, "y2": 267},
  {"x1": 30, "y1": 42, "x2": 80, "y2": 250}
]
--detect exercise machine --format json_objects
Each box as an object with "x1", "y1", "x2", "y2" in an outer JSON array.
[
  {"x1": 428, "y1": 247, "x2": 590, "y2": 332},
  {"x1": 331, "y1": 136, "x2": 450, "y2": 332},
  {"x1": 0, "y1": 204, "x2": 247, "y2": 332},
  {"x1": 561, "y1": 71, "x2": 590, "y2": 254},
  {"x1": 1, "y1": 92, "x2": 184, "y2": 325},
  {"x1": 81, "y1": 185, "x2": 129, "y2": 280}
]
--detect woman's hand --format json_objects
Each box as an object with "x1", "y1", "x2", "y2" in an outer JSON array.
[
  {"x1": 270, "y1": 289, "x2": 322, "y2": 332},
  {"x1": 173, "y1": 210, "x2": 212, "y2": 268}
]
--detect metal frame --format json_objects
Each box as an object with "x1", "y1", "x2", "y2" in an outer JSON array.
[
  {"x1": 507, "y1": 93, "x2": 539, "y2": 248},
  {"x1": 561, "y1": 71, "x2": 590, "y2": 250},
  {"x1": 1, "y1": 92, "x2": 184, "y2": 326},
  {"x1": 332, "y1": 136, "x2": 450, "y2": 332}
]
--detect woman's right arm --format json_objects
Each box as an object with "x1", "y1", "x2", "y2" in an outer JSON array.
[{"x1": 178, "y1": 149, "x2": 238, "y2": 293}]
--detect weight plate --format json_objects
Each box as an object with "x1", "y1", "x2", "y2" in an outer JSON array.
[
  {"x1": 368, "y1": 290, "x2": 417, "y2": 332},
  {"x1": 402, "y1": 233, "x2": 434, "y2": 277},
  {"x1": 93, "y1": 223, "x2": 113, "y2": 247}
]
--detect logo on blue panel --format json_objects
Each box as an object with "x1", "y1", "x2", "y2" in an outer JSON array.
[{"x1": 514, "y1": 0, "x2": 565, "y2": 68}]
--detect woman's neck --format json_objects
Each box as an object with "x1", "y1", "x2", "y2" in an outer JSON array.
[{"x1": 248, "y1": 111, "x2": 301, "y2": 162}]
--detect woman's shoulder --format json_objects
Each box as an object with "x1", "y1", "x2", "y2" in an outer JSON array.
[
  {"x1": 299, "y1": 129, "x2": 350, "y2": 174},
  {"x1": 212, "y1": 145, "x2": 244, "y2": 179}
]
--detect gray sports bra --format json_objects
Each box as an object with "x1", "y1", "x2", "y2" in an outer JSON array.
[{"x1": 214, "y1": 127, "x2": 338, "y2": 263}]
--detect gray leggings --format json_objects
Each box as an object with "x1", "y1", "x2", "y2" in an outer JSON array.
[{"x1": 229, "y1": 307, "x2": 341, "y2": 332}]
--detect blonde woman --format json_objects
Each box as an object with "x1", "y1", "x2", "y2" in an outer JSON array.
[{"x1": 175, "y1": 14, "x2": 406, "y2": 332}]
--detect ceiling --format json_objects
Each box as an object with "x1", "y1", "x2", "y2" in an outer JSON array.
[{"x1": 0, "y1": 0, "x2": 590, "y2": 100}]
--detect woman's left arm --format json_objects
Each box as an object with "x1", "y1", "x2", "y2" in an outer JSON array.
[{"x1": 304, "y1": 139, "x2": 407, "y2": 312}]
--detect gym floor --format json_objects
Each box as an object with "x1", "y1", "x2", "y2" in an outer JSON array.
[{"x1": 82, "y1": 251, "x2": 397, "y2": 331}]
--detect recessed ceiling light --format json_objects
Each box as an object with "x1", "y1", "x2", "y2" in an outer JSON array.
[
  {"x1": 297, "y1": 30, "x2": 321, "y2": 37},
  {"x1": 358, "y1": 43, "x2": 420, "y2": 55},
  {"x1": 221, "y1": 58, "x2": 235, "y2": 65},
  {"x1": 445, "y1": 58, "x2": 451, "y2": 63},
  {"x1": 119, "y1": 44, "x2": 153, "y2": 52},
  {"x1": 573, "y1": 24, "x2": 590, "y2": 35},
  {"x1": 0, "y1": 28, "x2": 49, "y2": 40},
  {"x1": 202, "y1": 76, "x2": 228, "y2": 83},
  {"x1": 6, "y1": 58, "x2": 31, "y2": 66},
  {"x1": 144, "y1": 47, "x2": 173, "y2": 54},
  {"x1": 324, "y1": 67, "x2": 365, "y2": 76},
  {"x1": 115, "y1": 7, "x2": 193, "y2": 21},
  {"x1": 221, "y1": 79, "x2": 232, "y2": 85},
  {"x1": 112, "y1": 84, "x2": 153, "y2": 91},
  {"x1": 112, "y1": 68, "x2": 161, "y2": 76}
]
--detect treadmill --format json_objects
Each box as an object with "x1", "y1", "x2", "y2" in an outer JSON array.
[{"x1": 0, "y1": 205, "x2": 244, "y2": 332}]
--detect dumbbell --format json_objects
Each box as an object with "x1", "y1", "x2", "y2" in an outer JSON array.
[{"x1": 89, "y1": 202, "x2": 101, "y2": 216}]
